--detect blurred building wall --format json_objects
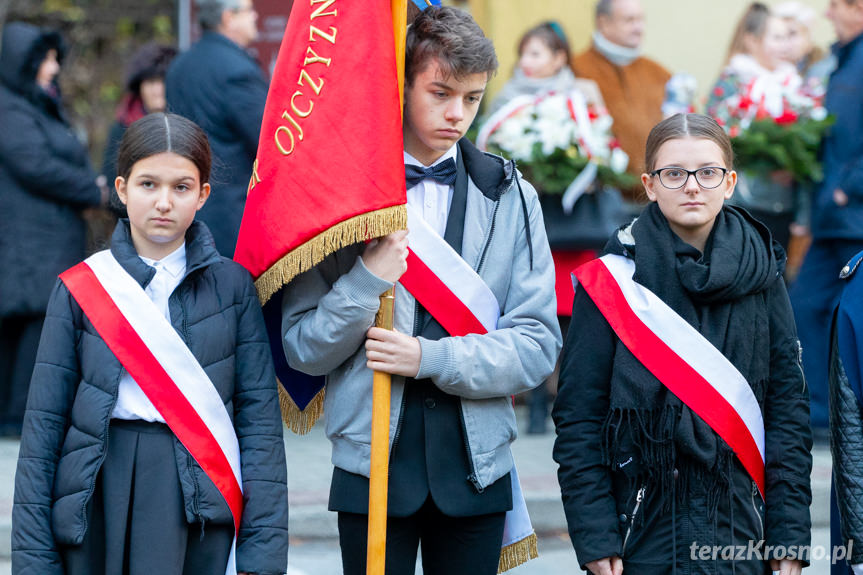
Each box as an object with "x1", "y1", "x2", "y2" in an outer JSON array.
[{"x1": 466, "y1": 0, "x2": 835, "y2": 109}]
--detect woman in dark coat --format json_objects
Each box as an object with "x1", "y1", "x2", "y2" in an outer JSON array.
[
  {"x1": 553, "y1": 114, "x2": 812, "y2": 574},
  {"x1": 0, "y1": 22, "x2": 105, "y2": 437}
]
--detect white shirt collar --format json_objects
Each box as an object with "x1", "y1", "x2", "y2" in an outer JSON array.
[
  {"x1": 140, "y1": 242, "x2": 186, "y2": 280},
  {"x1": 404, "y1": 143, "x2": 458, "y2": 169}
]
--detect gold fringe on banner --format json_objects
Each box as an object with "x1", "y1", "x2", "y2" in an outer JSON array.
[
  {"x1": 278, "y1": 383, "x2": 325, "y2": 435},
  {"x1": 497, "y1": 532, "x2": 538, "y2": 573},
  {"x1": 255, "y1": 204, "x2": 408, "y2": 306}
]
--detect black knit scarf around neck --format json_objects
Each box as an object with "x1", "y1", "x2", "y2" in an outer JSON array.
[{"x1": 603, "y1": 202, "x2": 781, "y2": 511}]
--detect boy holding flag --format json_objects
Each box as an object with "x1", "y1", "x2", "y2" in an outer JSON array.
[{"x1": 281, "y1": 6, "x2": 561, "y2": 574}]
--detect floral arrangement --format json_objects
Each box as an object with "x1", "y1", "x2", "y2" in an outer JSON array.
[
  {"x1": 477, "y1": 91, "x2": 636, "y2": 195},
  {"x1": 707, "y1": 73, "x2": 833, "y2": 182},
  {"x1": 662, "y1": 73, "x2": 698, "y2": 118}
]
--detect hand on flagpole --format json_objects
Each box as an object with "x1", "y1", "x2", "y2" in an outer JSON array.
[
  {"x1": 769, "y1": 559, "x2": 803, "y2": 575},
  {"x1": 363, "y1": 230, "x2": 409, "y2": 283},
  {"x1": 586, "y1": 556, "x2": 623, "y2": 575},
  {"x1": 365, "y1": 327, "x2": 421, "y2": 377}
]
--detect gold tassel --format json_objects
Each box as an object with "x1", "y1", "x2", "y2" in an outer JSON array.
[
  {"x1": 497, "y1": 532, "x2": 539, "y2": 573},
  {"x1": 278, "y1": 383, "x2": 325, "y2": 435},
  {"x1": 260, "y1": 205, "x2": 407, "y2": 433},
  {"x1": 254, "y1": 205, "x2": 408, "y2": 306}
]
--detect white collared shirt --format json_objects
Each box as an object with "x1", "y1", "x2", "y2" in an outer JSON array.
[
  {"x1": 404, "y1": 144, "x2": 457, "y2": 237},
  {"x1": 111, "y1": 243, "x2": 187, "y2": 422}
]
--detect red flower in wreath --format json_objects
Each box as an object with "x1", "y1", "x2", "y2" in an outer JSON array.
[{"x1": 775, "y1": 109, "x2": 799, "y2": 125}]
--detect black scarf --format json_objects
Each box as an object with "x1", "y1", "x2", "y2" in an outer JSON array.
[{"x1": 602, "y1": 202, "x2": 782, "y2": 509}]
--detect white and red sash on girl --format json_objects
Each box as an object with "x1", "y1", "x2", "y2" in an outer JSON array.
[
  {"x1": 574, "y1": 254, "x2": 766, "y2": 499},
  {"x1": 399, "y1": 204, "x2": 536, "y2": 570},
  {"x1": 59, "y1": 250, "x2": 243, "y2": 575}
]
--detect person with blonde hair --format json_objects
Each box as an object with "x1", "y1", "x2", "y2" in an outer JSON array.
[
  {"x1": 774, "y1": 1, "x2": 827, "y2": 74},
  {"x1": 706, "y1": 2, "x2": 802, "y2": 251}
]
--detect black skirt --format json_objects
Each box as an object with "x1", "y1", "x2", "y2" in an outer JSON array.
[{"x1": 61, "y1": 419, "x2": 234, "y2": 575}]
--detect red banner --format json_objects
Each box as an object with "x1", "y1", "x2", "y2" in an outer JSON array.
[{"x1": 234, "y1": 0, "x2": 407, "y2": 304}]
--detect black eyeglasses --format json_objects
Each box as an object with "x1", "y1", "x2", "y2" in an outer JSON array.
[{"x1": 650, "y1": 167, "x2": 728, "y2": 190}]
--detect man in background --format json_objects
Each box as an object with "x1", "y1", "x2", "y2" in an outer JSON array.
[
  {"x1": 167, "y1": 0, "x2": 267, "y2": 256},
  {"x1": 572, "y1": 0, "x2": 670, "y2": 204}
]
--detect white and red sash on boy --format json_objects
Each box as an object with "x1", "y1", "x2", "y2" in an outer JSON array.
[
  {"x1": 574, "y1": 254, "x2": 766, "y2": 499},
  {"x1": 399, "y1": 205, "x2": 536, "y2": 567},
  {"x1": 399, "y1": 204, "x2": 499, "y2": 336},
  {"x1": 59, "y1": 250, "x2": 243, "y2": 575}
]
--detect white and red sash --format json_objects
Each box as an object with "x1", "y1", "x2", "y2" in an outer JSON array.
[
  {"x1": 398, "y1": 206, "x2": 536, "y2": 566},
  {"x1": 400, "y1": 204, "x2": 499, "y2": 336},
  {"x1": 574, "y1": 254, "x2": 766, "y2": 499},
  {"x1": 59, "y1": 250, "x2": 243, "y2": 575}
]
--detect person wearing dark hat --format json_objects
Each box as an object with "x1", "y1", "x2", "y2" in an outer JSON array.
[
  {"x1": 101, "y1": 42, "x2": 177, "y2": 211},
  {"x1": 0, "y1": 22, "x2": 107, "y2": 437}
]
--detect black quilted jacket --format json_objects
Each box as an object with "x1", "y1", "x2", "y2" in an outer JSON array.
[
  {"x1": 830, "y1": 251, "x2": 863, "y2": 566},
  {"x1": 11, "y1": 220, "x2": 289, "y2": 575}
]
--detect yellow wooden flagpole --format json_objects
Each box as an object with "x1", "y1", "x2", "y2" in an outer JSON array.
[{"x1": 367, "y1": 1, "x2": 407, "y2": 574}]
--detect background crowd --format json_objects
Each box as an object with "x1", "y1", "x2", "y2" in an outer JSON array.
[{"x1": 1, "y1": 0, "x2": 861, "y2": 469}]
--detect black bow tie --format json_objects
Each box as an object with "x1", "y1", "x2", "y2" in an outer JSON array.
[{"x1": 405, "y1": 157, "x2": 457, "y2": 189}]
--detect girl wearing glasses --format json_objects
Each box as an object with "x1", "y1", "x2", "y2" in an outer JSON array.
[{"x1": 553, "y1": 113, "x2": 812, "y2": 575}]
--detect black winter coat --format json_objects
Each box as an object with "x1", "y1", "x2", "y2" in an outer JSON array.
[
  {"x1": 166, "y1": 32, "x2": 268, "y2": 257},
  {"x1": 553, "y1": 214, "x2": 812, "y2": 573},
  {"x1": 830, "y1": 250, "x2": 863, "y2": 567},
  {"x1": 12, "y1": 220, "x2": 289, "y2": 575},
  {"x1": 0, "y1": 22, "x2": 102, "y2": 317}
]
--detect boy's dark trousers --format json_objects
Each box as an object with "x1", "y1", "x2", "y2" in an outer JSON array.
[{"x1": 337, "y1": 497, "x2": 506, "y2": 575}]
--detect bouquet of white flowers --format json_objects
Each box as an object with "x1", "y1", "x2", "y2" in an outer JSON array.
[{"x1": 477, "y1": 90, "x2": 635, "y2": 213}]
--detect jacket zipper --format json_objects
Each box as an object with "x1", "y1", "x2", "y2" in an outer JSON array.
[
  {"x1": 189, "y1": 451, "x2": 207, "y2": 538},
  {"x1": 458, "y1": 404, "x2": 483, "y2": 492},
  {"x1": 751, "y1": 482, "x2": 764, "y2": 541},
  {"x1": 460, "y1": 196, "x2": 503, "y2": 490},
  {"x1": 178, "y1": 283, "x2": 206, "y2": 533},
  {"x1": 795, "y1": 340, "x2": 807, "y2": 395},
  {"x1": 178, "y1": 288, "x2": 191, "y2": 344},
  {"x1": 621, "y1": 485, "x2": 646, "y2": 555},
  {"x1": 475, "y1": 201, "x2": 500, "y2": 275}
]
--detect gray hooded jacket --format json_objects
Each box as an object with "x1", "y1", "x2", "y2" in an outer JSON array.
[{"x1": 281, "y1": 139, "x2": 562, "y2": 490}]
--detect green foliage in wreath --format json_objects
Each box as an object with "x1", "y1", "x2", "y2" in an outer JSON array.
[
  {"x1": 487, "y1": 142, "x2": 638, "y2": 195},
  {"x1": 731, "y1": 116, "x2": 834, "y2": 183}
]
